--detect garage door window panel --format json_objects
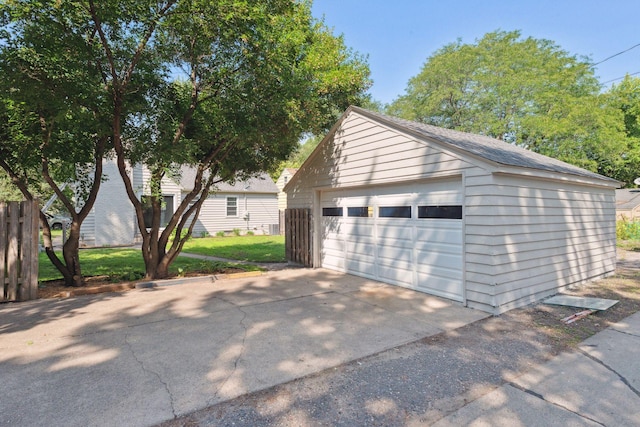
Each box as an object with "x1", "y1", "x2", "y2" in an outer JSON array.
[
  {"x1": 347, "y1": 206, "x2": 373, "y2": 217},
  {"x1": 379, "y1": 206, "x2": 411, "y2": 218},
  {"x1": 418, "y1": 205, "x2": 462, "y2": 219},
  {"x1": 322, "y1": 207, "x2": 343, "y2": 216}
]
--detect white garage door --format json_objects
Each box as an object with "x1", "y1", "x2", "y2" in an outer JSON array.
[{"x1": 321, "y1": 179, "x2": 464, "y2": 302}]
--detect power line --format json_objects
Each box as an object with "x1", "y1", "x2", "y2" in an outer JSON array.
[
  {"x1": 594, "y1": 42, "x2": 640, "y2": 66},
  {"x1": 601, "y1": 70, "x2": 640, "y2": 85}
]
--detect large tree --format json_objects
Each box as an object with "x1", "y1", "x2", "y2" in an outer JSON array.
[
  {"x1": 0, "y1": 7, "x2": 110, "y2": 287},
  {"x1": 388, "y1": 30, "x2": 630, "y2": 180},
  {"x1": 604, "y1": 76, "x2": 640, "y2": 185},
  {"x1": 3, "y1": 0, "x2": 370, "y2": 280}
]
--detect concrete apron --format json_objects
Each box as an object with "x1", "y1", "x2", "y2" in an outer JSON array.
[{"x1": 0, "y1": 268, "x2": 487, "y2": 427}]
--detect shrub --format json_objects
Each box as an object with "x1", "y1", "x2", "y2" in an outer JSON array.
[
  {"x1": 216, "y1": 230, "x2": 225, "y2": 237},
  {"x1": 617, "y1": 219, "x2": 640, "y2": 241},
  {"x1": 232, "y1": 228, "x2": 241, "y2": 236},
  {"x1": 246, "y1": 230, "x2": 254, "y2": 236}
]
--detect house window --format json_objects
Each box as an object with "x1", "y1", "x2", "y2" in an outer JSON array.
[
  {"x1": 142, "y1": 195, "x2": 174, "y2": 228},
  {"x1": 322, "y1": 207, "x2": 343, "y2": 216},
  {"x1": 379, "y1": 206, "x2": 411, "y2": 218},
  {"x1": 417, "y1": 205, "x2": 463, "y2": 219},
  {"x1": 347, "y1": 207, "x2": 373, "y2": 217},
  {"x1": 226, "y1": 197, "x2": 238, "y2": 217}
]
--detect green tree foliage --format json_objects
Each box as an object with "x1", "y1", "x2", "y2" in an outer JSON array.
[
  {"x1": 2, "y1": 0, "x2": 370, "y2": 280},
  {"x1": 0, "y1": 170, "x2": 23, "y2": 201},
  {"x1": 604, "y1": 76, "x2": 640, "y2": 185},
  {"x1": 388, "y1": 30, "x2": 630, "y2": 181},
  {"x1": 0, "y1": 10, "x2": 110, "y2": 287},
  {"x1": 273, "y1": 134, "x2": 323, "y2": 179},
  {"x1": 272, "y1": 94, "x2": 383, "y2": 179}
]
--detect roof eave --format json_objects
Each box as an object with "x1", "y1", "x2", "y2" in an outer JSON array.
[
  {"x1": 350, "y1": 106, "x2": 622, "y2": 188},
  {"x1": 493, "y1": 167, "x2": 622, "y2": 189}
]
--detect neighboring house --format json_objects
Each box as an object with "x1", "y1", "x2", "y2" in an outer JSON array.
[
  {"x1": 179, "y1": 169, "x2": 279, "y2": 237},
  {"x1": 615, "y1": 188, "x2": 640, "y2": 220},
  {"x1": 276, "y1": 168, "x2": 298, "y2": 211},
  {"x1": 275, "y1": 168, "x2": 298, "y2": 235},
  {"x1": 285, "y1": 106, "x2": 620, "y2": 315},
  {"x1": 80, "y1": 160, "x2": 278, "y2": 247}
]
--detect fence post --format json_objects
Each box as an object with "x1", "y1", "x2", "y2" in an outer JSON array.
[
  {"x1": 19, "y1": 200, "x2": 39, "y2": 300},
  {"x1": 1, "y1": 200, "x2": 39, "y2": 302},
  {"x1": 0, "y1": 202, "x2": 6, "y2": 301}
]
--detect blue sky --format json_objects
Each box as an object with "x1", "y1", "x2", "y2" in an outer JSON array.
[{"x1": 311, "y1": 0, "x2": 640, "y2": 105}]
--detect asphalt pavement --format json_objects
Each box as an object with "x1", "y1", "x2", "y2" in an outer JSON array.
[
  {"x1": 0, "y1": 268, "x2": 486, "y2": 427},
  {"x1": 159, "y1": 298, "x2": 640, "y2": 426},
  {"x1": 433, "y1": 312, "x2": 640, "y2": 426},
  {"x1": 1, "y1": 265, "x2": 639, "y2": 426}
]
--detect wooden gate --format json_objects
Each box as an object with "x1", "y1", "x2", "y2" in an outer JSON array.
[
  {"x1": 1, "y1": 200, "x2": 39, "y2": 302},
  {"x1": 285, "y1": 208, "x2": 312, "y2": 267}
]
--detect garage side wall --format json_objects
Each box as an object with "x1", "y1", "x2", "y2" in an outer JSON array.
[{"x1": 466, "y1": 174, "x2": 616, "y2": 314}]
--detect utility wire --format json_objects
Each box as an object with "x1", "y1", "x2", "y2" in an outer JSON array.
[
  {"x1": 601, "y1": 70, "x2": 640, "y2": 85},
  {"x1": 594, "y1": 42, "x2": 640, "y2": 66}
]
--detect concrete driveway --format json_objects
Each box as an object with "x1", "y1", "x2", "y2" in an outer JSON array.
[{"x1": 0, "y1": 268, "x2": 487, "y2": 427}]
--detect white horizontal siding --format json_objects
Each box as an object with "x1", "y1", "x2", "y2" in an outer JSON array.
[
  {"x1": 287, "y1": 112, "x2": 484, "y2": 209},
  {"x1": 465, "y1": 173, "x2": 616, "y2": 314},
  {"x1": 189, "y1": 192, "x2": 278, "y2": 235},
  {"x1": 79, "y1": 209, "x2": 96, "y2": 247},
  {"x1": 80, "y1": 159, "x2": 136, "y2": 247},
  {"x1": 277, "y1": 169, "x2": 295, "y2": 211}
]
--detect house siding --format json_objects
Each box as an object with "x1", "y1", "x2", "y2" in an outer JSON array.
[
  {"x1": 287, "y1": 114, "x2": 486, "y2": 209},
  {"x1": 190, "y1": 192, "x2": 278, "y2": 236},
  {"x1": 80, "y1": 159, "x2": 135, "y2": 247},
  {"x1": 276, "y1": 169, "x2": 296, "y2": 211},
  {"x1": 464, "y1": 174, "x2": 616, "y2": 313}
]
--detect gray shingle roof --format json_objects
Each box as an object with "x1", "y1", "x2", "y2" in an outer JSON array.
[
  {"x1": 179, "y1": 168, "x2": 278, "y2": 194},
  {"x1": 616, "y1": 189, "x2": 640, "y2": 209},
  {"x1": 352, "y1": 106, "x2": 619, "y2": 184}
]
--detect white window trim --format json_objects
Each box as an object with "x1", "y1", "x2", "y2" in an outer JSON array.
[{"x1": 226, "y1": 196, "x2": 238, "y2": 217}]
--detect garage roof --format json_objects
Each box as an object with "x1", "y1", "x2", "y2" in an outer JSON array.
[
  {"x1": 352, "y1": 106, "x2": 619, "y2": 184},
  {"x1": 616, "y1": 188, "x2": 640, "y2": 209}
]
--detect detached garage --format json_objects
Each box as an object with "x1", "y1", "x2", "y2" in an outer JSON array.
[{"x1": 284, "y1": 106, "x2": 619, "y2": 314}]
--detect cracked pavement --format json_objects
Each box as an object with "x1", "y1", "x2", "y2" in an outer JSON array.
[
  {"x1": 159, "y1": 308, "x2": 640, "y2": 427},
  {"x1": 0, "y1": 268, "x2": 486, "y2": 427},
  {"x1": 432, "y1": 312, "x2": 640, "y2": 426},
  {"x1": 2, "y1": 266, "x2": 638, "y2": 426}
]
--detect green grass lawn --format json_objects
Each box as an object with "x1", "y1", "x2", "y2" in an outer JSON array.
[
  {"x1": 38, "y1": 235, "x2": 284, "y2": 282},
  {"x1": 38, "y1": 248, "x2": 261, "y2": 282},
  {"x1": 181, "y1": 234, "x2": 285, "y2": 262}
]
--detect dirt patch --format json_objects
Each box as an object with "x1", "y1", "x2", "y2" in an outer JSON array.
[{"x1": 503, "y1": 273, "x2": 640, "y2": 349}]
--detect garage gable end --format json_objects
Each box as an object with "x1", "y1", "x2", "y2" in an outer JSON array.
[{"x1": 286, "y1": 111, "x2": 484, "y2": 207}]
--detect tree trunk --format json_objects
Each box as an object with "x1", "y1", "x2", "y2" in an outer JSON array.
[
  {"x1": 62, "y1": 221, "x2": 84, "y2": 287},
  {"x1": 39, "y1": 212, "x2": 75, "y2": 285}
]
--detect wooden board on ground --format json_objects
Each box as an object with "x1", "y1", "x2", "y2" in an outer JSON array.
[{"x1": 544, "y1": 295, "x2": 619, "y2": 311}]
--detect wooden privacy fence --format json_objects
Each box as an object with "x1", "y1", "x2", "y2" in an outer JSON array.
[
  {"x1": 285, "y1": 208, "x2": 312, "y2": 267},
  {"x1": 1, "y1": 200, "x2": 39, "y2": 302}
]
